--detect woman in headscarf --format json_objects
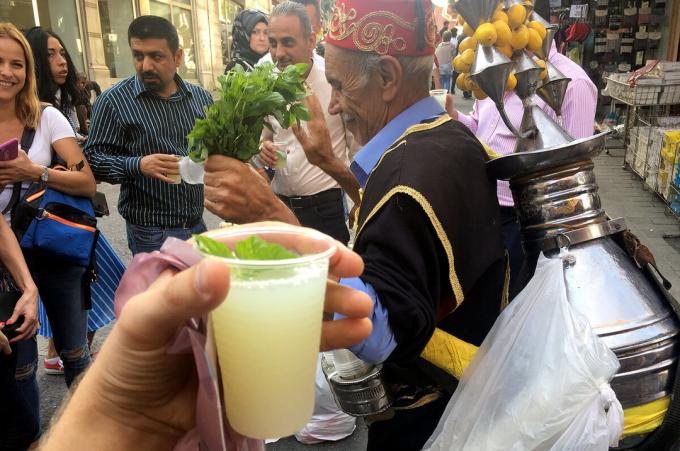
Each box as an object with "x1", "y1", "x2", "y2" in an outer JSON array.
[{"x1": 225, "y1": 9, "x2": 269, "y2": 72}]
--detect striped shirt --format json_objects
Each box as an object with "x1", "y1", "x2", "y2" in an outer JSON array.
[
  {"x1": 84, "y1": 74, "x2": 213, "y2": 227},
  {"x1": 457, "y1": 43, "x2": 598, "y2": 206}
]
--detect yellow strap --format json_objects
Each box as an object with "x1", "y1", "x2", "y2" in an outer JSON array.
[
  {"x1": 482, "y1": 142, "x2": 502, "y2": 160},
  {"x1": 422, "y1": 328, "x2": 669, "y2": 439},
  {"x1": 622, "y1": 396, "x2": 670, "y2": 438},
  {"x1": 420, "y1": 327, "x2": 478, "y2": 379}
]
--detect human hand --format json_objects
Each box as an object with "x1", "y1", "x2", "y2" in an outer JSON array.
[
  {"x1": 445, "y1": 94, "x2": 458, "y2": 121},
  {"x1": 41, "y1": 232, "x2": 372, "y2": 449},
  {"x1": 0, "y1": 149, "x2": 41, "y2": 186},
  {"x1": 140, "y1": 154, "x2": 180, "y2": 184},
  {"x1": 0, "y1": 329, "x2": 10, "y2": 355},
  {"x1": 292, "y1": 94, "x2": 334, "y2": 167},
  {"x1": 259, "y1": 141, "x2": 278, "y2": 168},
  {"x1": 204, "y1": 155, "x2": 298, "y2": 225},
  {"x1": 2, "y1": 284, "x2": 39, "y2": 343}
]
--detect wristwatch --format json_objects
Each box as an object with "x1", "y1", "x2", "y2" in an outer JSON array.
[{"x1": 40, "y1": 166, "x2": 49, "y2": 184}]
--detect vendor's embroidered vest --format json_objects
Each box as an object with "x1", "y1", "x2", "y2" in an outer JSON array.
[{"x1": 354, "y1": 115, "x2": 507, "y2": 347}]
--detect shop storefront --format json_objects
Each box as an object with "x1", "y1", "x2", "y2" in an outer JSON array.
[{"x1": 0, "y1": 0, "x2": 274, "y2": 91}]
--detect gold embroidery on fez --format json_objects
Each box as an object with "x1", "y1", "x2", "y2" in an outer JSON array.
[{"x1": 329, "y1": 5, "x2": 417, "y2": 55}]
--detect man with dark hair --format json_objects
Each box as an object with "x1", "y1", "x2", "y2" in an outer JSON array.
[
  {"x1": 128, "y1": 14, "x2": 179, "y2": 54},
  {"x1": 85, "y1": 16, "x2": 213, "y2": 255}
]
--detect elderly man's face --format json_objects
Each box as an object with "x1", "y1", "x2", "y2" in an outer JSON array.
[{"x1": 325, "y1": 45, "x2": 387, "y2": 146}]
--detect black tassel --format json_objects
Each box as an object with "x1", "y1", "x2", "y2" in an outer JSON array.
[{"x1": 416, "y1": 0, "x2": 425, "y2": 51}]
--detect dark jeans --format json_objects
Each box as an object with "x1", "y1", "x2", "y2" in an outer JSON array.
[
  {"x1": 26, "y1": 251, "x2": 91, "y2": 387},
  {"x1": 126, "y1": 220, "x2": 207, "y2": 255},
  {"x1": 278, "y1": 188, "x2": 350, "y2": 245},
  {"x1": 0, "y1": 338, "x2": 40, "y2": 451},
  {"x1": 367, "y1": 393, "x2": 451, "y2": 451}
]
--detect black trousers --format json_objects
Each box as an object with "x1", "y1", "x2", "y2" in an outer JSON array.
[
  {"x1": 367, "y1": 392, "x2": 452, "y2": 451},
  {"x1": 278, "y1": 188, "x2": 350, "y2": 245},
  {"x1": 500, "y1": 206, "x2": 527, "y2": 299}
]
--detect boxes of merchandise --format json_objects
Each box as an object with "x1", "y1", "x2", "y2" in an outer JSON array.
[
  {"x1": 644, "y1": 129, "x2": 665, "y2": 191},
  {"x1": 605, "y1": 75, "x2": 663, "y2": 105},
  {"x1": 633, "y1": 127, "x2": 651, "y2": 177},
  {"x1": 659, "y1": 131, "x2": 680, "y2": 204}
]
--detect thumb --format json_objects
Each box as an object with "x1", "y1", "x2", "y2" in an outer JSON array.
[
  {"x1": 117, "y1": 258, "x2": 231, "y2": 348},
  {"x1": 292, "y1": 122, "x2": 310, "y2": 149}
]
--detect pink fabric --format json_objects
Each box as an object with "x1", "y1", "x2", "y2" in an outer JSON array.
[
  {"x1": 114, "y1": 238, "x2": 265, "y2": 451},
  {"x1": 457, "y1": 43, "x2": 598, "y2": 206}
]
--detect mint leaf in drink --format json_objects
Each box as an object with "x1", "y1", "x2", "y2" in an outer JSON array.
[
  {"x1": 234, "y1": 236, "x2": 298, "y2": 260},
  {"x1": 193, "y1": 234, "x2": 235, "y2": 259},
  {"x1": 187, "y1": 63, "x2": 309, "y2": 163},
  {"x1": 193, "y1": 234, "x2": 297, "y2": 260}
]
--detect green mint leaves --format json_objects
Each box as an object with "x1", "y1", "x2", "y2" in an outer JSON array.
[
  {"x1": 187, "y1": 63, "x2": 310, "y2": 163},
  {"x1": 194, "y1": 234, "x2": 298, "y2": 261}
]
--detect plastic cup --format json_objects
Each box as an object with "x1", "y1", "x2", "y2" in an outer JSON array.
[
  {"x1": 168, "y1": 155, "x2": 182, "y2": 184},
  {"x1": 202, "y1": 226, "x2": 336, "y2": 439},
  {"x1": 273, "y1": 141, "x2": 288, "y2": 169},
  {"x1": 430, "y1": 89, "x2": 448, "y2": 108}
]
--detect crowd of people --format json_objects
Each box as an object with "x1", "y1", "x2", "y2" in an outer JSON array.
[{"x1": 0, "y1": 0, "x2": 598, "y2": 449}]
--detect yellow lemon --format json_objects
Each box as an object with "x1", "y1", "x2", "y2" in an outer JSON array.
[
  {"x1": 510, "y1": 24, "x2": 529, "y2": 49},
  {"x1": 464, "y1": 76, "x2": 476, "y2": 91},
  {"x1": 497, "y1": 44, "x2": 514, "y2": 58},
  {"x1": 474, "y1": 22, "x2": 498, "y2": 47},
  {"x1": 458, "y1": 36, "x2": 478, "y2": 53},
  {"x1": 472, "y1": 86, "x2": 488, "y2": 100},
  {"x1": 453, "y1": 55, "x2": 470, "y2": 74},
  {"x1": 457, "y1": 14, "x2": 465, "y2": 26},
  {"x1": 528, "y1": 20, "x2": 547, "y2": 40},
  {"x1": 535, "y1": 59, "x2": 548, "y2": 79},
  {"x1": 507, "y1": 3, "x2": 527, "y2": 29},
  {"x1": 506, "y1": 73, "x2": 517, "y2": 91},
  {"x1": 494, "y1": 20, "x2": 512, "y2": 47},
  {"x1": 492, "y1": 9, "x2": 509, "y2": 23},
  {"x1": 461, "y1": 48, "x2": 476, "y2": 66},
  {"x1": 463, "y1": 22, "x2": 475, "y2": 38},
  {"x1": 527, "y1": 28, "x2": 543, "y2": 52},
  {"x1": 456, "y1": 73, "x2": 468, "y2": 91}
]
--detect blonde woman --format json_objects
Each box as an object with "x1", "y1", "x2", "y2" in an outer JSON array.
[{"x1": 0, "y1": 23, "x2": 96, "y2": 446}]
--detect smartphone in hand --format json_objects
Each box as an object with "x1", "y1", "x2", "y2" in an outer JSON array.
[{"x1": 0, "y1": 138, "x2": 19, "y2": 161}]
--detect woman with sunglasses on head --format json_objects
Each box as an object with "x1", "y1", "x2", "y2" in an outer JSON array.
[{"x1": 0, "y1": 22, "x2": 95, "y2": 448}]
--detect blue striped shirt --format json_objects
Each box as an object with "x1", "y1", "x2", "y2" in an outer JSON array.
[{"x1": 84, "y1": 74, "x2": 213, "y2": 227}]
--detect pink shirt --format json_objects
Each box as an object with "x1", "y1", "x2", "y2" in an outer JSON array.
[{"x1": 457, "y1": 44, "x2": 598, "y2": 206}]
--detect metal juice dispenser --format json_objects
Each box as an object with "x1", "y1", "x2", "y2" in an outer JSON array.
[{"x1": 475, "y1": 1, "x2": 680, "y2": 447}]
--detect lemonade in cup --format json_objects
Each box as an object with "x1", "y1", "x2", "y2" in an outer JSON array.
[
  {"x1": 429, "y1": 89, "x2": 448, "y2": 108},
  {"x1": 273, "y1": 141, "x2": 288, "y2": 169},
  {"x1": 198, "y1": 226, "x2": 336, "y2": 439}
]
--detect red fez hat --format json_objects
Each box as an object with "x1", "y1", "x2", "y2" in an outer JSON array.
[{"x1": 326, "y1": 0, "x2": 436, "y2": 57}]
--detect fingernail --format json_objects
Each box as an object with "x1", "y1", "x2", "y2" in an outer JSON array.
[{"x1": 195, "y1": 259, "x2": 212, "y2": 299}]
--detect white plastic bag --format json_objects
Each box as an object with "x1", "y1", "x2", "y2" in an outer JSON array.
[
  {"x1": 293, "y1": 356, "x2": 356, "y2": 445},
  {"x1": 423, "y1": 254, "x2": 623, "y2": 451}
]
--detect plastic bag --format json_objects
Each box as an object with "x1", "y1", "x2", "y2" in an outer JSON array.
[
  {"x1": 423, "y1": 254, "x2": 623, "y2": 451},
  {"x1": 293, "y1": 356, "x2": 356, "y2": 444}
]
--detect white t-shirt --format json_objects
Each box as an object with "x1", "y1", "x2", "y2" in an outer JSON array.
[
  {"x1": 262, "y1": 59, "x2": 349, "y2": 197},
  {"x1": 0, "y1": 106, "x2": 76, "y2": 220}
]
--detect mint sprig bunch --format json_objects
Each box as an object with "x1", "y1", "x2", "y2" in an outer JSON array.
[
  {"x1": 188, "y1": 63, "x2": 310, "y2": 162},
  {"x1": 194, "y1": 234, "x2": 298, "y2": 260}
]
